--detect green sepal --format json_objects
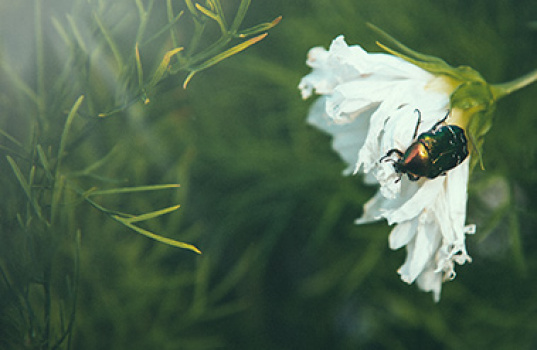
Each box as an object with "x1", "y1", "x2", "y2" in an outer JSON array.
[
  {"x1": 450, "y1": 81, "x2": 495, "y2": 171},
  {"x1": 369, "y1": 23, "x2": 486, "y2": 84},
  {"x1": 450, "y1": 81, "x2": 494, "y2": 111}
]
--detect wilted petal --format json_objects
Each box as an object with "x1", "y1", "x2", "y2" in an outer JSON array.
[
  {"x1": 326, "y1": 88, "x2": 377, "y2": 124},
  {"x1": 375, "y1": 162, "x2": 401, "y2": 199},
  {"x1": 416, "y1": 264, "x2": 443, "y2": 302},
  {"x1": 354, "y1": 191, "x2": 387, "y2": 224},
  {"x1": 388, "y1": 219, "x2": 418, "y2": 250},
  {"x1": 307, "y1": 97, "x2": 373, "y2": 174},
  {"x1": 398, "y1": 212, "x2": 442, "y2": 284},
  {"x1": 384, "y1": 178, "x2": 443, "y2": 225},
  {"x1": 444, "y1": 159, "x2": 470, "y2": 242},
  {"x1": 356, "y1": 178, "x2": 420, "y2": 225}
]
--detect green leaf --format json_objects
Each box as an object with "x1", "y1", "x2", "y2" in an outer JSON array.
[
  {"x1": 229, "y1": 0, "x2": 251, "y2": 34},
  {"x1": 369, "y1": 23, "x2": 447, "y2": 65},
  {"x1": 195, "y1": 2, "x2": 227, "y2": 35},
  {"x1": 135, "y1": 43, "x2": 144, "y2": 89},
  {"x1": 87, "y1": 184, "x2": 180, "y2": 196},
  {"x1": 509, "y1": 205, "x2": 526, "y2": 274},
  {"x1": 121, "y1": 205, "x2": 180, "y2": 223},
  {"x1": 209, "y1": 0, "x2": 228, "y2": 31},
  {"x1": 238, "y1": 16, "x2": 282, "y2": 38},
  {"x1": 141, "y1": 9, "x2": 184, "y2": 46},
  {"x1": 0, "y1": 127, "x2": 23, "y2": 148},
  {"x1": 50, "y1": 174, "x2": 66, "y2": 225},
  {"x1": 184, "y1": 0, "x2": 198, "y2": 17},
  {"x1": 93, "y1": 12, "x2": 124, "y2": 68},
  {"x1": 36, "y1": 144, "x2": 53, "y2": 180},
  {"x1": 209, "y1": 246, "x2": 257, "y2": 302},
  {"x1": 1, "y1": 60, "x2": 39, "y2": 104},
  {"x1": 51, "y1": 95, "x2": 84, "y2": 221},
  {"x1": 191, "y1": 254, "x2": 211, "y2": 315},
  {"x1": 56, "y1": 95, "x2": 85, "y2": 178},
  {"x1": 6, "y1": 156, "x2": 46, "y2": 223},
  {"x1": 80, "y1": 184, "x2": 198, "y2": 252},
  {"x1": 134, "y1": 0, "x2": 155, "y2": 43},
  {"x1": 112, "y1": 214, "x2": 201, "y2": 254},
  {"x1": 195, "y1": 3, "x2": 219, "y2": 22},
  {"x1": 51, "y1": 16, "x2": 71, "y2": 46},
  {"x1": 70, "y1": 146, "x2": 119, "y2": 177},
  {"x1": 369, "y1": 23, "x2": 485, "y2": 83},
  {"x1": 67, "y1": 14, "x2": 88, "y2": 53},
  {"x1": 166, "y1": 0, "x2": 182, "y2": 48},
  {"x1": 148, "y1": 47, "x2": 183, "y2": 89},
  {"x1": 183, "y1": 33, "x2": 268, "y2": 88},
  {"x1": 82, "y1": 194, "x2": 131, "y2": 218}
]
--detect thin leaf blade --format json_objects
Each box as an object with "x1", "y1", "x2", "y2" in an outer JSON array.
[{"x1": 113, "y1": 215, "x2": 201, "y2": 254}]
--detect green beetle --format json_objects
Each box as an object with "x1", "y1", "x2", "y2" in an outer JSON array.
[{"x1": 381, "y1": 109, "x2": 469, "y2": 182}]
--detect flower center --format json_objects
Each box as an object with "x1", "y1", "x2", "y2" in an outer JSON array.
[{"x1": 424, "y1": 74, "x2": 460, "y2": 95}]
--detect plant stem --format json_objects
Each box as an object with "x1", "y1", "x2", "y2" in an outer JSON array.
[
  {"x1": 35, "y1": 0, "x2": 46, "y2": 123},
  {"x1": 491, "y1": 68, "x2": 537, "y2": 100},
  {"x1": 42, "y1": 262, "x2": 51, "y2": 350}
]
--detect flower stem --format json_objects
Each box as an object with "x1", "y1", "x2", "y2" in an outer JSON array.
[{"x1": 491, "y1": 68, "x2": 537, "y2": 100}]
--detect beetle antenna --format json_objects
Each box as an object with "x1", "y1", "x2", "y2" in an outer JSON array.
[
  {"x1": 440, "y1": 109, "x2": 450, "y2": 124},
  {"x1": 432, "y1": 109, "x2": 451, "y2": 130},
  {"x1": 412, "y1": 109, "x2": 422, "y2": 139}
]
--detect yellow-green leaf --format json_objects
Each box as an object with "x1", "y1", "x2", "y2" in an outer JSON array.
[
  {"x1": 113, "y1": 214, "x2": 201, "y2": 254},
  {"x1": 183, "y1": 33, "x2": 268, "y2": 88},
  {"x1": 87, "y1": 184, "x2": 180, "y2": 196},
  {"x1": 148, "y1": 47, "x2": 183, "y2": 88},
  {"x1": 119, "y1": 205, "x2": 180, "y2": 224},
  {"x1": 135, "y1": 42, "x2": 144, "y2": 88},
  {"x1": 230, "y1": 0, "x2": 251, "y2": 33},
  {"x1": 238, "y1": 16, "x2": 282, "y2": 38},
  {"x1": 56, "y1": 95, "x2": 84, "y2": 178},
  {"x1": 6, "y1": 156, "x2": 45, "y2": 222}
]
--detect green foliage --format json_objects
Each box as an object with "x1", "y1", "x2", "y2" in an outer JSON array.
[
  {"x1": 0, "y1": 0, "x2": 277, "y2": 348},
  {"x1": 1, "y1": 0, "x2": 537, "y2": 349},
  {"x1": 178, "y1": 0, "x2": 537, "y2": 348}
]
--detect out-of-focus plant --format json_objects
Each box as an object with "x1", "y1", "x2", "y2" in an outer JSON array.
[{"x1": 0, "y1": 0, "x2": 278, "y2": 348}]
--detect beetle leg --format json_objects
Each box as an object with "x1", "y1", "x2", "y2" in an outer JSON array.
[
  {"x1": 379, "y1": 155, "x2": 393, "y2": 163},
  {"x1": 387, "y1": 149, "x2": 404, "y2": 158},
  {"x1": 380, "y1": 149, "x2": 403, "y2": 162},
  {"x1": 407, "y1": 173, "x2": 420, "y2": 181}
]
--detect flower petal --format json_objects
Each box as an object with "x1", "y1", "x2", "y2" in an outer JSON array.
[
  {"x1": 355, "y1": 179, "x2": 420, "y2": 225},
  {"x1": 384, "y1": 177, "x2": 443, "y2": 225},
  {"x1": 398, "y1": 211, "x2": 442, "y2": 284},
  {"x1": 354, "y1": 191, "x2": 386, "y2": 224},
  {"x1": 388, "y1": 219, "x2": 418, "y2": 250},
  {"x1": 416, "y1": 264, "x2": 443, "y2": 302},
  {"x1": 307, "y1": 97, "x2": 372, "y2": 174},
  {"x1": 445, "y1": 159, "x2": 470, "y2": 243}
]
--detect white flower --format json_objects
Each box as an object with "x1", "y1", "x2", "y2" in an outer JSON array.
[{"x1": 299, "y1": 35, "x2": 475, "y2": 301}]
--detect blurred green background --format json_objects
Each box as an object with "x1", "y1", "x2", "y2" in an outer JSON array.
[{"x1": 2, "y1": 0, "x2": 537, "y2": 349}]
